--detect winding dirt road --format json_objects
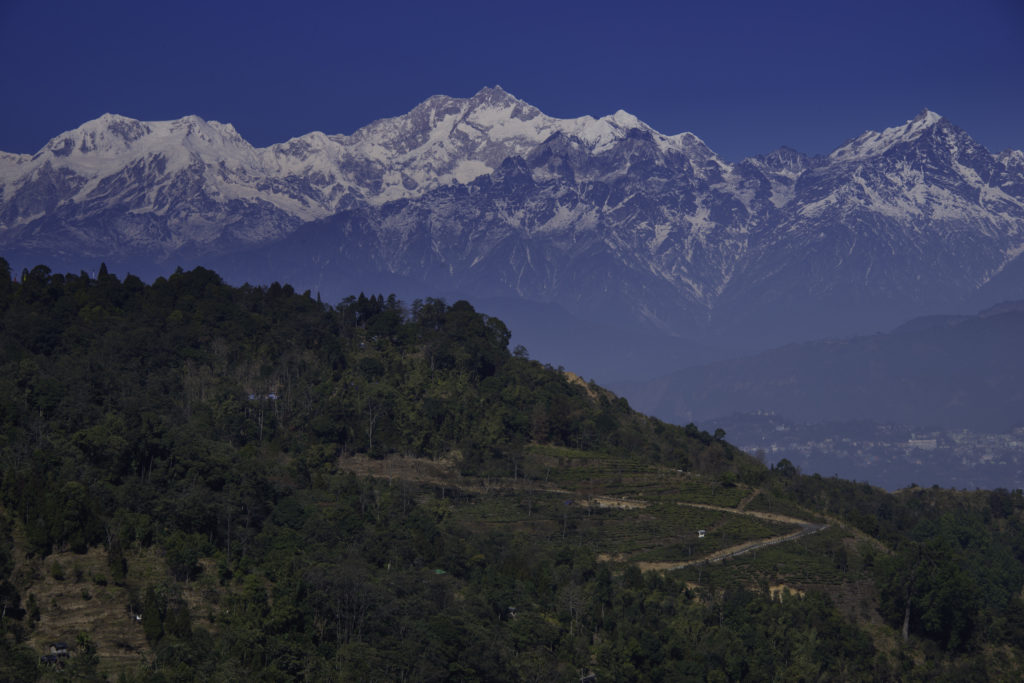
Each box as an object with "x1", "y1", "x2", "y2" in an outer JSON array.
[
  {"x1": 338, "y1": 457, "x2": 828, "y2": 570},
  {"x1": 635, "y1": 491, "x2": 828, "y2": 571}
]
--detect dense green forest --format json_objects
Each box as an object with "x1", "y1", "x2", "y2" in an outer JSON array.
[{"x1": 1, "y1": 260, "x2": 1023, "y2": 681}]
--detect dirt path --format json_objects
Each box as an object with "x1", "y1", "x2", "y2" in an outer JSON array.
[
  {"x1": 582, "y1": 489, "x2": 829, "y2": 571},
  {"x1": 674, "y1": 500, "x2": 813, "y2": 527},
  {"x1": 736, "y1": 488, "x2": 759, "y2": 511},
  {"x1": 615, "y1": 489, "x2": 829, "y2": 571},
  {"x1": 639, "y1": 489, "x2": 828, "y2": 570},
  {"x1": 636, "y1": 521, "x2": 827, "y2": 572}
]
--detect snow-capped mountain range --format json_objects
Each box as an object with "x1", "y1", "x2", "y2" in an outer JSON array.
[{"x1": 3, "y1": 86, "x2": 1023, "y2": 352}]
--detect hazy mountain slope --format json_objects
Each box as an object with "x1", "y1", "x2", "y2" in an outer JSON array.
[{"x1": 621, "y1": 301, "x2": 1024, "y2": 432}]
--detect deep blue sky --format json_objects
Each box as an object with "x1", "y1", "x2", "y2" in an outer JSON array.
[{"x1": 1, "y1": 0, "x2": 1021, "y2": 161}]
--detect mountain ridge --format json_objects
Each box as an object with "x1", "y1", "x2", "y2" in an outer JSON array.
[{"x1": 2, "y1": 88, "x2": 1023, "y2": 358}]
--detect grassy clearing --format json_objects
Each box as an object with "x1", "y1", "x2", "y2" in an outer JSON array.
[
  {"x1": 745, "y1": 490, "x2": 824, "y2": 522},
  {"x1": 627, "y1": 509, "x2": 798, "y2": 563},
  {"x1": 11, "y1": 527, "x2": 225, "y2": 679},
  {"x1": 521, "y1": 445, "x2": 754, "y2": 509},
  {"x1": 670, "y1": 479, "x2": 749, "y2": 507},
  {"x1": 20, "y1": 546, "x2": 157, "y2": 677}
]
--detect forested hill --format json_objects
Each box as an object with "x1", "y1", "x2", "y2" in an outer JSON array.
[
  {"x1": 0, "y1": 260, "x2": 745, "y2": 482},
  {"x1": 1, "y1": 261, "x2": 1024, "y2": 680}
]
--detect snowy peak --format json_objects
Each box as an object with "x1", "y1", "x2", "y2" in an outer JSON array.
[
  {"x1": 0, "y1": 88, "x2": 722, "y2": 213},
  {"x1": 746, "y1": 146, "x2": 812, "y2": 174},
  {"x1": 2, "y1": 91, "x2": 1021, "y2": 306},
  {"x1": 43, "y1": 113, "x2": 152, "y2": 160},
  {"x1": 829, "y1": 109, "x2": 948, "y2": 161},
  {"x1": 558, "y1": 109, "x2": 651, "y2": 153},
  {"x1": 609, "y1": 109, "x2": 641, "y2": 128},
  {"x1": 30, "y1": 112, "x2": 258, "y2": 173},
  {"x1": 466, "y1": 85, "x2": 534, "y2": 113},
  {"x1": 912, "y1": 108, "x2": 943, "y2": 126},
  {"x1": 278, "y1": 87, "x2": 717, "y2": 204}
]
